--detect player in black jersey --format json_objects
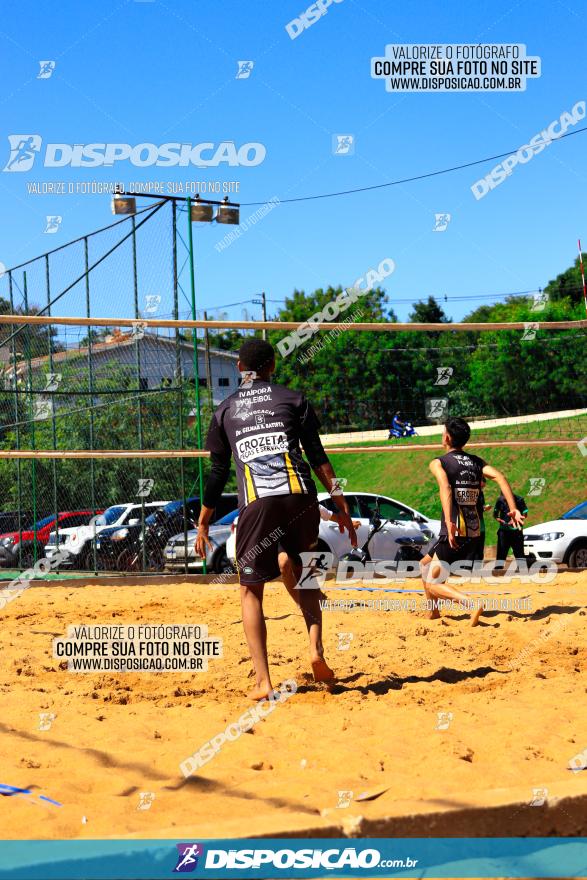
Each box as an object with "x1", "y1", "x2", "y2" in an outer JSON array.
[
  {"x1": 423, "y1": 417, "x2": 524, "y2": 625},
  {"x1": 196, "y1": 339, "x2": 356, "y2": 699}
]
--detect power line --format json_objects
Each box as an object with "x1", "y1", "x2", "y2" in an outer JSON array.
[
  {"x1": 239, "y1": 125, "x2": 587, "y2": 207},
  {"x1": 263, "y1": 288, "x2": 567, "y2": 307}
]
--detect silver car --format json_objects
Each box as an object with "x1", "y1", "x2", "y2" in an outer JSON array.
[
  {"x1": 164, "y1": 509, "x2": 238, "y2": 574},
  {"x1": 226, "y1": 492, "x2": 440, "y2": 568}
]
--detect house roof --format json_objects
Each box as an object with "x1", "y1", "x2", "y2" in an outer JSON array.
[{"x1": 13, "y1": 331, "x2": 239, "y2": 373}]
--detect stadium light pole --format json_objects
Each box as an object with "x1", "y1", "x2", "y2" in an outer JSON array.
[
  {"x1": 186, "y1": 195, "x2": 206, "y2": 575},
  {"x1": 185, "y1": 195, "x2": 239, "y2": 577},
  {"x1": 111, "y1": 191, "x2": 240, "y2": 574}
]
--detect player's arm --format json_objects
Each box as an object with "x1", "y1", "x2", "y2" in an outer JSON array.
[
  {"x1": 299, "y1": 398, "x2": 357, "y2": 546},
  {"x1": 196, "y1": 415, "x2": 232, "y2": 558},
  {"x1": 311, "y1": 462, "x2": 357, "y2": 547},
  {"x1": 331, "y1": 511, "x2": 361, "y2": 530},
  {"x1": 429, "y1": 458, "x2": 457, "y2": 548},
  {"x1": 319, "y1": 503, "x2": 360, "y2": 530},
  {"x1": 482, "y1": 464, "x2": 525, "y2": 528}
]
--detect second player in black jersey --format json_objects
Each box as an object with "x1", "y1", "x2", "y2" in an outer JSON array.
[{"x1": 423, "y1": 417, "x2": 525, "y2": 625}]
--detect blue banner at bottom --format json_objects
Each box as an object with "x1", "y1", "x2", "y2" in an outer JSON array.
[{"x1": 0, "y1": 837, "x2": 586, "y2": 879}]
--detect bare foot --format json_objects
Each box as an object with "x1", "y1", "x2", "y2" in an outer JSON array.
[
  {"x1": 471, "y1": 601, "x2": 484, "y2": 627},
  {"x1": 311, "y1": 657, "x2": 335, "y2": 682},
  {"x1": 424, "y1": 609, "x2": 441, "y2": 620},
  {"x1": 247, "y1": 681, "x2": 274, "y2": 700}
]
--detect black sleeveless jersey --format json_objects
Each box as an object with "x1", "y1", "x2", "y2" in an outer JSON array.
[
  {"x1": 205, "y1": 379, "x2": 319, "y2": 509},
  {"x1": 437, "y1": 449, "x2": 486, "y2": 539}
]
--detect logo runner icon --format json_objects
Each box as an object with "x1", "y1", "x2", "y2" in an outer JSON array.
[
  {"x1": 174, "y1": 843, "x2": 204, "y2": 873},
  {"x1": 4, "y1": 135, "x2": 42, "y2": 172}
]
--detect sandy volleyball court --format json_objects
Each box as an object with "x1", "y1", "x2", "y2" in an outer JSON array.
[{"x1": 0, "y1": 572, "x2": 586, "y2": 841}]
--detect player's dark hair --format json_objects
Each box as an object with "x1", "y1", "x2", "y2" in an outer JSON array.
[
  {"x1": 445, "y1": 417, "x2": 471, "y2": 448},
  {"x1": 238, "y1": 338, "x2": 275, "y2": 373}
]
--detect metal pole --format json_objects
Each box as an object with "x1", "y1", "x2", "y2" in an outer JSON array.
[
  {"x1": 8, "y1": 272, "x2": 24, "y2": 568},
  {"x1": 578, "y1": 240, "x2": 587, "y2": 317},
  {"x1": 84, "y1": 236, "x2": 98, "y2": 572},
  {"x1": 172, "y1": 202, "x2": 189, "y2": 576},
  {"x1": 261, "y1": 292, "x2": 267, "y2": 341},
  {"x1": 23, "y1": 272, "x2": 38, "y2": 564},
  {"x1": 131, "y1": 215, "x2": 147, "y2": 572},
  {"x1": 45, "y1": 254, "x2": 59, "y2": 555},
  {"x1": 203, "y1": 309, "x2": 214, "y2": 411},
  {"x1": 253, "y1": 292, "x2": 267, "y2": 340},
  {"x1": 186, "y1": 196, "x2": 206, "y2": 574}
]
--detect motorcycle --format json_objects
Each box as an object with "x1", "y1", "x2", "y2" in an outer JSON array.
[
  {"x1": 388, "y1": 421, "x2": 418, "y2": 439},
  {"x1": 394, "y1": 532, "x2": 428, "y2": 562},
  {"x1": 340, "y1": 499, "x2": 388, "y2": 566},
  {"x1": 339, "y1": 499, "x2": 430, "y2": 571}
]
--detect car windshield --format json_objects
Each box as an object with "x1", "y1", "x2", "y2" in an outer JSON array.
[
  {"x1": 28, "y1": 514, "x2": 56, "y2": 530},
  {"x1": 145, "y1": 510, "x2": 164, "y2": 526},
  {"x1": 561, "y1": 501, "x2": 587, "y2": 520},
  {"x1": 98, "y1": 506, "x2": 126, "y2": 526},
  {"x1": 213, "y1": 509, "x2": 239, "y2": 525}
]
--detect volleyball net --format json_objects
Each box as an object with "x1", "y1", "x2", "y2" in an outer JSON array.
[{"x1": 0, "y1": 309, "x2": 585, "y2": 574}]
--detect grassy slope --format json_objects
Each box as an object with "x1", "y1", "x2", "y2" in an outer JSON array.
[{"x1": 327, "y1": 416, "x2": 586, "y2": 527}]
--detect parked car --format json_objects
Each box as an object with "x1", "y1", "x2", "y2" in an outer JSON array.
[
  {"x1": 44, "y1": 501, "x2": 168, "y2": 569},
  {"x1": 0, "y1": 511, "x2": 34, "y2": 536},
  {"x1": 96, "y1": 494, "x2": 238, "y2": 572},
  {"x1": 524, "y1": 501, "x2": 587, "y2": 569},
  {"x1": 226, "y1": 492, "x2": 440, "y2": 569},
  {"x1": 164, "y1": 509, "x2": 239, "y2": 574},
  {"x1": 0, "y1": 511, "x2": 101, "y2": 569}
]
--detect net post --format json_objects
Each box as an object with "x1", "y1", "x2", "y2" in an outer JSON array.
[
  {"x1": 45, "y1": 253, "x2": 60, "y2": 556},
  {"x1": 84, "y1": 235, "x2": 98, "y2": 572},
  {"x1": 8, "y1": 270, "x2": 24, "y2": 568},
  {"x1": 172, "y1": 202, "x2": 189, "y2": 577},
  {"x1": 23, "y1": 271, "x2": 38, "y2": 565},
  {"x1": 131, "y1": 214, "x2": 147, "y2": 573},
  {"x1": 186, "y1": 196, "x2": 207, "y2": 573}
]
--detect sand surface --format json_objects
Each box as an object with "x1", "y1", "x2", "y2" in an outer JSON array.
[{"x1": 1, "y1": 572, "x2": 586, "y2": 840}]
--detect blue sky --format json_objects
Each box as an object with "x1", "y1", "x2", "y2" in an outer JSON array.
[{"x1": 0, "y1": 0, "x2": 585, "y2": 325}]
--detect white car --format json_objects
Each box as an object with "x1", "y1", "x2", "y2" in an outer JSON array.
[
  {"x1": 226, "y1": 491, "x2": 440, "y2": 568},
  {"x1": 44, "y1": 501, "x2": 170, "y2": 569},
  {"x1": 164, "y1": 509, "x2": 239, "y2": 573},
  {"x1": 523, "y1": 501, "x2": 587, "y2": 569}
]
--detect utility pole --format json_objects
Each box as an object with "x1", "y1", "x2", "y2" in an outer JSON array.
[{"x1": 252, "y1": 292, "x2": 267, "y2": 340}]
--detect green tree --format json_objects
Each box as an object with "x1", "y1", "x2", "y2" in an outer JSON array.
[
  {"x1": 268, "y1": 286, "x2": 397, "y2": 430},
  {"x1": 0, "y1": 357, "x2": 230, "y2": 514},
  {"x1": 409, "y1": 296, "x2": 451, "y2": 323},
  {"x1": 543, "y1": 253, "x2": 587, "y2": 307}
]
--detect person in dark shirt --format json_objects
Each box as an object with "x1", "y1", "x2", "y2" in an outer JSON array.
[
  {"x1": 477, "y1": 478, "x2": 492, "y2": 560},
  {"x1": 196, "y1": 339, "x2": 356, "y2": 699},
  {"x1": 423, "y1": 417, "x2": 524, "y2": 625},
  {"x1": 493, "y1": 493, "x2": 528, "y2": 568}
]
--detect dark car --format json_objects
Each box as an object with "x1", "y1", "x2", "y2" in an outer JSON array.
[
  {"x1": 0, "y1": 510, "x2": 101, "y2": 568},
  {"x1": 0, "y1": 511, "x2": 34, "y2": 536},
  {"x1": 94, "y1": 494, "x2": 238, "y2": 572}
]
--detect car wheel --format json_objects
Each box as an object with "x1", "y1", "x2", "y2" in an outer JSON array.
[
  {"x1": 116, "y1": 548, "x2": 140, "y2": 572},
  {"x1": 19, "y1": 547, "x2": 36, "y2": 569},
  {"x1": 211, "y1": 544, "x2": 236, "y2": 575},
  {"x1": 79, "y1": 548, "x2": 94, "y2": 570},
  {"x1": 568, "y1": 541, "x2": 587, "y2": 569}
]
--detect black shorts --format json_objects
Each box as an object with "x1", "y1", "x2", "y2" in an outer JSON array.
[
  {"x1": 429, "y1": 536, "x2": 484, "y2": 566},
  {"x1": 235, "y1": 494, "x2": 320, "y2": 586}
]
